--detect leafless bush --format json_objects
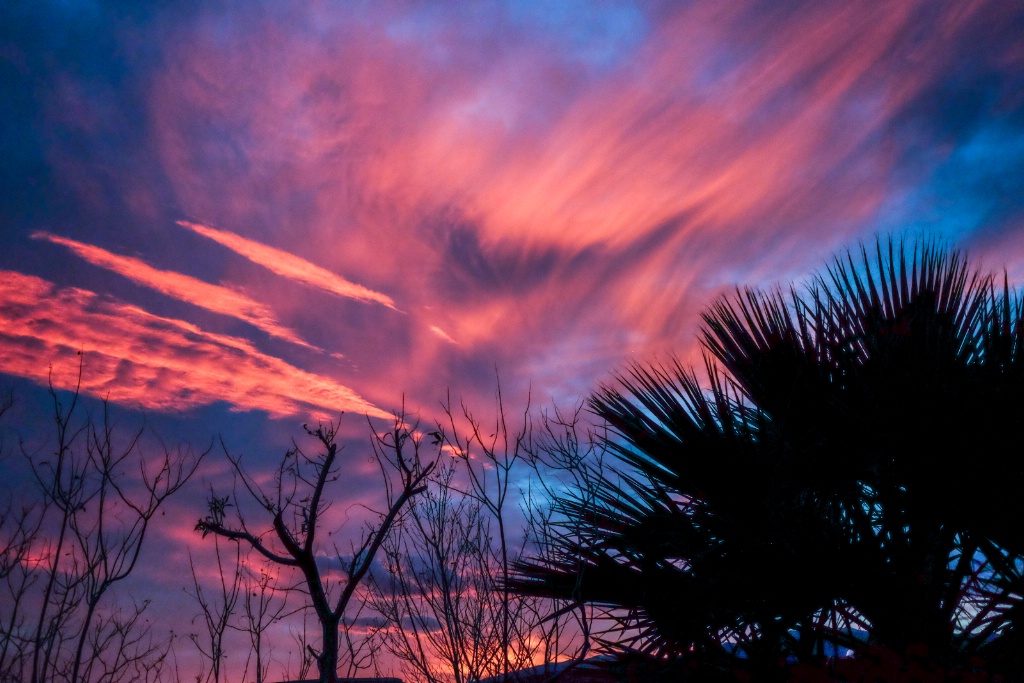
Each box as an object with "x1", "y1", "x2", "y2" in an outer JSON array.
[
  {"x1": 0, "y1": 369, "x2": 202, "y2": 683},
  {"x1": 368, "y1": 387, "x2": 601, "y2": 683}
]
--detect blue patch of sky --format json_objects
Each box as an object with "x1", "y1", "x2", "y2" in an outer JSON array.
[
  {"x1": 383, "y1": 1, "x2": 648, "y2": 71},
  {"x1": 868, "y1": 121, "x2": 1024, "y2": 246},
  {"x1": 504, "y1": 0, "x2": 648, "y2": 70},
  {"x1": 43, "y1": 0, "x2": 101, "y2": 18},
  {"x1": 382, "y1": 2, "x2": 648, "y2": 136}
]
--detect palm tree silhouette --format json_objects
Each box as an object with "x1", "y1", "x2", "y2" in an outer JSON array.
[{"x1": 513, "y1": 238, "x2": 1024, "y2": 675}]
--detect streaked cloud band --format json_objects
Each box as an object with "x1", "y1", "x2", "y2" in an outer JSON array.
[
  {"x1": 33, "y1": 231, "x2": 316, "y2": 349},
  {"x1": 178, "y1": 221, "x2": 397, "y2": 310},
  {"x1": 0, "y1": 271, "x2": 389, "y2": 420}
]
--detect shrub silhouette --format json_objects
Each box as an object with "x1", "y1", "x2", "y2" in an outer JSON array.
[{"x1": 512, "y1": 238, "x2": 1024, "y2": 677}]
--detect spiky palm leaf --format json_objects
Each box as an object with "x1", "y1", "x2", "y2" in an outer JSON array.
[{"x1": 513, "y1": 238, "x2": 1024, "y2": 672}]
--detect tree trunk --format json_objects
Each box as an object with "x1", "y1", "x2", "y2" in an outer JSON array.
[{"x1": 318, "y1": 614, "x2": 340, "y2": 683}]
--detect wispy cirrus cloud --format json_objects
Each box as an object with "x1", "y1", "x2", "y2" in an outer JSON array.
[
  {"x1": 144, "y1": 2, "x2": 1022, "y2": 382},
  {"x1": 177, "y1": 221, "x2": 398, "y2": 310},
  {"x1": 33, "y1": 231, "x2": 317, "y2": 350},
  {"x1": 429, "y1": 325, "x2": 458, "y2": 345},
  {"x1": 4, "y1": 3, "x2": 1024, "y2": 681},
  {"x1": 0, "y1": 271, "x2": 389, "y2": 420},
  {"x1": 16, "y1": 0, "x2": 1024, "y2": 418}
]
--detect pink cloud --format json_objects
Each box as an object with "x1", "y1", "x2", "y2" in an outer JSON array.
[
  {"x1": 119, "y1": 1, "x2": 1022, "y2": 417},
  {"x1": 429, "y1": 325, "x2": 458, "y2": 345},
  {"x1": 33, "y1": 231, "x2": 317, "y2": 350},
  {"x1": 0, "y1": 271, "x2": 390, "y2": 420},
  {"x1": 12, "y1": 5, "x2": 1022, "y2": 681},
  {"x1": 368, "y1": 3, "x2": 920, "y2": 253},
  {"x1": 177, "y1": 221, "x2": 397, "y2": 310}
]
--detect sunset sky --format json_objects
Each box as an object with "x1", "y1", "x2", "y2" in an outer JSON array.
[{"x1": 3, "y1": 0, "x2": 1024, "y2": 678}]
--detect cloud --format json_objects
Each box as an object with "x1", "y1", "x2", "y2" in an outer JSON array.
[
  {"x1": 6, "y1": 4, "x2": 1024, "y2": 682},
  {"x1": 146, "y1": 4, "x2": 1000, "y2": 347},
  {"x1": 26, "y1": 0, "x2": 1024, "y2": 418},
  {"x1": 429, "y1": 325, "x2": 457, "y2": 345},
  {"x1": 32, "y1": 231, "x2": 317, "y2": 349},
  {"x1": 177, "y1": 221, "x2": 398, "y2": 310},
  {"x1": 374, "y1": 2, "x2": 922, "y2": 252},
  {"x1": 0, "y1": 271, "x2": 390, "y2": 420}
]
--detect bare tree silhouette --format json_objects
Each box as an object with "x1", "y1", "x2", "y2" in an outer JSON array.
[
  {"x1": 239, "y1": 553, "x2": 294, "y2": 683},
  {"x1": 195, "y1": 413, "x2": 436, "y2": 683},
  {"x1": 187, "y1": 534, "x2": 242, "y2": 683},
  {"x1": 0, "y1": 366, "x2": 202, "y2": 683},
  {"x1": 367, "y1": 391, "x2": 597, "y2": 683}
]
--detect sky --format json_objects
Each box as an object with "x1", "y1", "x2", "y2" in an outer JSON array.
[{"x1": 3, "y1": 0, "x2": 1024, "y2": 679}]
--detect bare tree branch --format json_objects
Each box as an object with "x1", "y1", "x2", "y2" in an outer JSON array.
[{"x1": 195, "y1": 410, "x2": 437, "y2": 683}]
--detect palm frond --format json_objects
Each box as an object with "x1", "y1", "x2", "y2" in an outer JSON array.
[{"x1": 514, "y1": 237, "x2": 1024, "y2": 673}]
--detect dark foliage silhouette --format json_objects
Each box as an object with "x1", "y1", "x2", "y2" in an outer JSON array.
[{"x1": 511, "y1": 239, "x2": 1024, "y2": 677}]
